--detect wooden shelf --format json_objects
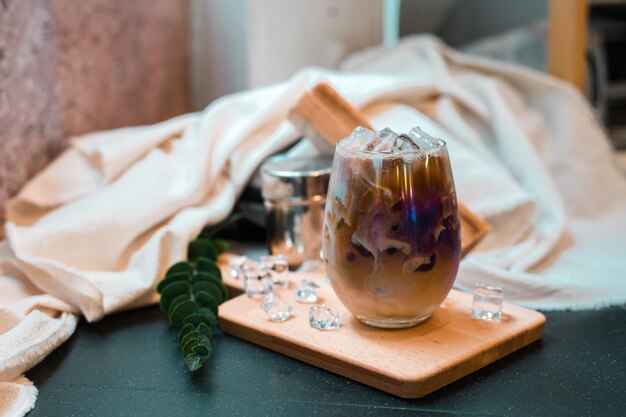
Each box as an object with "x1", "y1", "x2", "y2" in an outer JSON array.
[{"x1": 548, "y1": 0, "x2": 589, "y2": 92}]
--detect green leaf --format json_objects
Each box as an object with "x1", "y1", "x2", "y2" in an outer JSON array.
[
  {"x1": 212, "y1": 239, "x2": 229, "y2": 254},
  {"x1": 169, "y1": 300, "x2": 198, "y2": 327},
  {"x1": 170, "y1": 294, "x2": 193, "y2": 312},
  {"x1": 218, "y1": 283, "x2": 228, "y2": 302},
  {"x1": 194, "y1": 290, "x2": 218, "y2": 314},
  {"x1": 180, "y1": 330, "x2": 200, "y2": 349},
  {"x1": 195, "y1": 257, "x2": 222, "y2": 280},
  {"x1": 166, "y1": 270, "x2": 193, "y2": 281},
  {"x1": 198, "y1": 334, "x2": 211, "y2": 347},
  {"x1": 196, "y1": 273, "x2": 228, "y2": 302},
  {"x1": 178, "y1": 323, "x2": 196, "y2": 345},
  {"x1": 183, "y1": 313, "x2": 211, "y2": 327},
  {"x1": 181, "y1": 337, "x2": 199, "y2": 357},
  {"x1": 197, "y1": 307, "x2": 218, "y2": 329},
  {"x1": 192, "y1": 342, "x2": 211, "y2": 357},
  {"x1": 187, "y1": 239, "x2": 217, "y2": 262},
  {"x1": 166, "y1": 262, "x2": 193, "y2": 277},
  {"x1": 195, "y1": 271, "x2": 222, "y2": 287},
  {"x1": 196, "y1": 323, "x2": 214, "y2": 341},
  {"x1": 160, "y1": 282, "x2": 192, "y2": 311},
  {"x1": 194, "y1": 281, "x2": 224, "y2": 304},
  {"x1": 157, "y1": 272, "x2": 191, "y2": 294},
  {"x1": 161, "y1": 293, "x2": 190, "y2": 313},
  {"x1": 185, "y1": 354, "x2": 205, "y2": 371}
]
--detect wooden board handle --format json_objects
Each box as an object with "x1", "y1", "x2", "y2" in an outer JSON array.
[{"x1": 290, "y1": 82, "x2": 372, "y2": 144}]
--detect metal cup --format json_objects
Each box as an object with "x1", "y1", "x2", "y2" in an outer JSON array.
[{"x1": 260, "y1": 156, "x2": 332, "y2": 269}]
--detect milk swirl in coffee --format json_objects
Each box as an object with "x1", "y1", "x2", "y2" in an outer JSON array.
[{"x1": 322, "y1": 126, "x2": 461, "y2": 328}]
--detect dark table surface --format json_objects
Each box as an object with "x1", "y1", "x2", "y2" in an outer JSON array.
[{"x1": 26, "y1": 298, "x2": 626, "y2": 417}]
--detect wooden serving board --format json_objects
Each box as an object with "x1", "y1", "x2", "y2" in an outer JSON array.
[
  {"x1": 218, "y1": 270, "x2": 546, "y2": 399},
  {"x1": 216, "y1": 83, "x2": 529, "y2": 398}
]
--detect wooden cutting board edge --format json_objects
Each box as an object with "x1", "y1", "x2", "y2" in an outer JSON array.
[{"x1": 219, "y1": 290, "x2": 546, "y2": 399}]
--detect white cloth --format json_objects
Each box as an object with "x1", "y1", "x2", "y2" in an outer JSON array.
[
  {"x1": 1, "y1": 35, "x2": 625, "y2": 415},
  {"x1": 0, "y1": 377, "x2": 38, "y2": 417}
]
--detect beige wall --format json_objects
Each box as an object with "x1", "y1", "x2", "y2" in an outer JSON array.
[
  {"x1": 246, "y1": 0, "x2": 382, "y2": 88},
  {"x1": 189, "y1": 0, "x2": 383, "y2": 108},
  {"x1": 0, "y1": 0, "x2": 190, "y2": 228}
]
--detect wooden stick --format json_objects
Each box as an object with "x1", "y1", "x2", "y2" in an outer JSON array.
[{"x1": 548, "y1": 0, "x2": 588, "y2": 92}]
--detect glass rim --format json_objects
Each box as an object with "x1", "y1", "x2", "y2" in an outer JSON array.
[{"x1": 336, "y1": 136, "x2": 448, "y2": 156}]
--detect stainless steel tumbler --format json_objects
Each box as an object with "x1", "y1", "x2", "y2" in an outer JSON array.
[{"x1": 260, "y1": 156, "x2": 332, "y2": 269}]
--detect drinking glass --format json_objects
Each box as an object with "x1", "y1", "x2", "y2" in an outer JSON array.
[{"x1": 322, "y1": 136, "x2": 461, "y2": 328}]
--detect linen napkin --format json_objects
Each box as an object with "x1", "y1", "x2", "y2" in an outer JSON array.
[{"x1": 2, "y1": 35, "x2": 626, "y2": 416}]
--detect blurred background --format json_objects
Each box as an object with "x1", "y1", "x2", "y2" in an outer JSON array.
[{"x1": 0, "y1": 0, "x2": 625, "y2": 225}]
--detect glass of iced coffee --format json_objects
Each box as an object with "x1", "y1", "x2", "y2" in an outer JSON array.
[{"x1": 322, "y1": 126, "x2": 461, "y2": 328}]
